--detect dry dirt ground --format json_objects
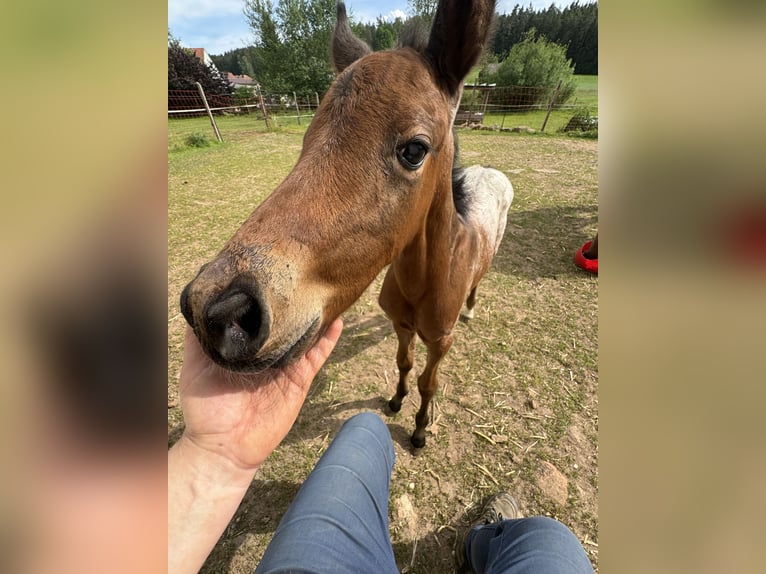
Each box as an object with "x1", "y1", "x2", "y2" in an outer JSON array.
[{"x1": 168, "y1": 129, "x2": 598, "y2": 573}]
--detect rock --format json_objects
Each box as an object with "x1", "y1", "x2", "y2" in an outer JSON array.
[
  {"x1": 535, "y1": 461, "x2": 569, "y2": 506},
  {"x1": 394, "y1": 494, "x2": 418, "y2": 539}
]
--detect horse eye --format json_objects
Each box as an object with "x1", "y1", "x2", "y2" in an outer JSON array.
[{"x1": 397, "y1": 141, "x2": 429, "y2": 170}]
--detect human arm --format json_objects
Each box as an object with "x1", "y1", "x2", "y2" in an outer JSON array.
[{"x1": 168, "y1": 319, "x2": 343, "y2": 574}]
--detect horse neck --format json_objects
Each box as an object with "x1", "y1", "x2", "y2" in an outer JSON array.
[{"x1": 392, "y1": 173, "x2": 465, "y2": 286}]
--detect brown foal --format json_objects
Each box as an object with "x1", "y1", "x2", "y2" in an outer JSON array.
[{"x1": 180, "y1": 0, "x2": 512, "y2": 447}]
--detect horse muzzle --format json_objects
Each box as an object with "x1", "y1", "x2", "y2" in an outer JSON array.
[
  {"x1": 179, "y1": 253, "x2": 326, "y2": 372},
  {"x1": 180, "y1": 274, "x2": 270, "y2": 365}
]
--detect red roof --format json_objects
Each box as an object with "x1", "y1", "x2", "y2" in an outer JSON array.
[
  {"x1": 227, "y1": 72, "x2": 256, "y2": 85},
  {"x1": 191, "y1": 48, "x2": 206, "y2": 63}
]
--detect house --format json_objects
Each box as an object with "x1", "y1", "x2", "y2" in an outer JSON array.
[
  {"x1": 190, "y1": 48, "x2": 258, "y2": 91},
  {"x1": 227, "y1": 72, "x2": 259, "y2": 91},
  {"x1": 190, "y1": 48, "x2": 215, "y2": 69}
]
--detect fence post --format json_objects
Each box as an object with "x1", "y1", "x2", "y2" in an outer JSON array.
[
  {"x1": 540, "y1": 78, "x2": 563, "y2": 133},
  {"x1": 256, "y1": 85, "x2": 271, "y2": 130},
  {"x1": 293, "y1": 91, "x2": 301, "y2": 125},
  {"x1": 315, "y1": 92, "x2": 320, "y2": 110},
  {"x1": 195, "y1": 82, "x2": 223, "y2": 142}
]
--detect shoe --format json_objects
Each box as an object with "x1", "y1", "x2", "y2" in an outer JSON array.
[
  {"x1": 456, "y1": 493, "x2": 521, "y2": 572},
  {"x1": 474, "y1": 492, "x2": 521, "y2": 525}
]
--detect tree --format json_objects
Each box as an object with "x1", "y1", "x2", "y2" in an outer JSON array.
[
  {"x1": 407, "y1": 0, "x2": 437, "y2": 29},
  {"x1": 351, "y1": 21, "x2": 376, "y2": 47},
  {"x1": 488, "y1": 2, "x2": 597, "y2": 75},
  {"x1": 480, "y1": 29, "x2": 577, "y2": 107},
  {"x1": 562, "y1": 2, "x2": 597, "y2": 74},
  {"x1": 373, "y1": 18, "x2": 395, "y2": 50},
  {"x1": 168, "y1": 37, "x2": 233, "y2": 95},
  {"x1": 210, "y1": 47, "x2": 255, "y2": 76},
  {"x1": 244, "y1": 0, "x2": 337, "y2": 94}
]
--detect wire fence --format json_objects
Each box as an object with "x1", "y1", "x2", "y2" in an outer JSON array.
[
  {"x1": 168, "y1": 82, "x2": 596, "y2": 149},
  {"x1": 457, "y1": 83, "x2": 596, "y2": 132},
  {"x1": 168, "y1": 89, "x2": 321, "y2": 123},
  {"x1": 168, "y1": 87, "x2": 325, "y2": 149}
]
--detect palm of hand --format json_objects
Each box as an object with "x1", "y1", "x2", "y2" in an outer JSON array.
[{"x1": 178, "y1": 321, "x2": 342, "y2": 471}]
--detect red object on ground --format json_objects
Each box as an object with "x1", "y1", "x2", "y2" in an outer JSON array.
[
  {"x1": 574, "y1": 241, "x2": 598, "y2": 274},
  {"x1": 720, "y1": 205, "x2": 766, "y2": 267}
]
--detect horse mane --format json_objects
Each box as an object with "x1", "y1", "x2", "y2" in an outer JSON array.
[{"x1": 451, "y1": 132, "x2": 470, "y2": 218}]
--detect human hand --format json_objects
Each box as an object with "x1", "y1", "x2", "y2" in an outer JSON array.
[{"x1": 176, "y1": 318, "x2": 343, "y2": 473}]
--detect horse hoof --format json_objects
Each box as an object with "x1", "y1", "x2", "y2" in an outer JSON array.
[
  {"x1": 410, "y1": 434, "x2": 426, "y2": 449},
  {"x1": 388, "y1": 398, "x2": 402, "y2": 413}
]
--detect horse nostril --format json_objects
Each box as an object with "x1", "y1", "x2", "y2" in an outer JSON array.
[
  {"x1": 204, "y1": 287, "x2": 270, "y2": 362},
  {"x1": 237, "y1": 301, "x2": 263, "y2": 337}
]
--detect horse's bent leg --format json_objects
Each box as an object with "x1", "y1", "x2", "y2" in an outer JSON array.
[
  {"x1": 388, "y1": 325, "x2": 416, "y2": 413},
  {"x1": 411, "y1": 335, "x2": 453, "y2": 448},
  {"x1": 461, "y1": 286, "x2": 478, "y2": 321}
]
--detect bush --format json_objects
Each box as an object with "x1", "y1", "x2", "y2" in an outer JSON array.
[
  {"x1": 184, "y1": 132, "x2": 211, "y2": 148},
  {"x1": 479, "y1": 29, "x2": 577, "y2": 109},
  {"x1": 561, "y1": 108, "x2": 598, "y2": 139}
]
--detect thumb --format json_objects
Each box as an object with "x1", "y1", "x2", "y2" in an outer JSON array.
[
  {"x1": 285, "y1": 318, "x2": 343, "y2": 388},
  {"x1": 305, "y1": 318, "x2": 344, "y2": 375}
]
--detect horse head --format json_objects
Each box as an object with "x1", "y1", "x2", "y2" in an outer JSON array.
[{"x1": 180, "y1": 1, "x2": 496, "y2": 371}]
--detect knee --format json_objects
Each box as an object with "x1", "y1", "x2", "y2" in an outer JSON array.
[
  {"x1": 510, "y1": 516, "x2": 589, "y2": 563},
  {"x1": 342, "y1": 412, "x2": 394, "y2": 461},
  {"x1": 345, "y1": 411, "x2": 387, "y2": 433},
  {"x1": 515, "y1": 516, "x2": 578, "y2": 540}
]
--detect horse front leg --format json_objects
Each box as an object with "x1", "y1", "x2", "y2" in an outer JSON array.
[
  {"x1": 411, "y1": 334, "x2": 453, "y2": 448},
  {"x1": 388, "y1": 324, "x2": 416, "y2": 413}
]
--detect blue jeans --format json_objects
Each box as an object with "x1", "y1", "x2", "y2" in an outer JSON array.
[
  {"x1": 255, "y1": 412, "x2": 593, "y2": 574},
  {"x1": 464, "y1": 517, "x2": 594, "y2": 573}
]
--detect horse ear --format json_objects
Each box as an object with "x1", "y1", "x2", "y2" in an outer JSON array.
[
  {"x1": 427, "y1": 0, "x2": 496, "y2": 95},
  {"x1": 332, "y1": 2, "x2": 372, "y2": 73}
]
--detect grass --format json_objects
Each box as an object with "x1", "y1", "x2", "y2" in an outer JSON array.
[
  {"x1": 168, "y1": 114, "x2": 598, "y2": 573},
  {"x1": 573, "y1": 75, "x2": 598, "y2": 111},
  {"x1": 168, "y1": 113, "x2": 311, "y2": 152}
]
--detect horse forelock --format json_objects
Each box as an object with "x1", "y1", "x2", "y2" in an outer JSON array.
[{"x1": 314, "y1": 50, "x2": 447, "y2": 155}]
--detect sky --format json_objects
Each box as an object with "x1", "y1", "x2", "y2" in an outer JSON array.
[{"x1": 168, "y1": 0, "x2": 567, "y2": 56}]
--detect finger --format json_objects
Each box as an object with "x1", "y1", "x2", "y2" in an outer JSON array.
[
  {"x1": 305, "y1": 318, "x2": 343, "y2": 371},
  {"x1": 323, "y1": 318, "x2": 344, "y2": 347},
  {"x1": 183, "y1": 325, "x2": 199, "y2": 350},
  {"x1": 284, "y1": 318, "x2": 343, "y2": 387},
  {"x1": 181, "y1": 325, "x2": 203, "y2": 365},
  {"x1": 180, "y1": 326, "x2": 217, "y2": 382}
]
